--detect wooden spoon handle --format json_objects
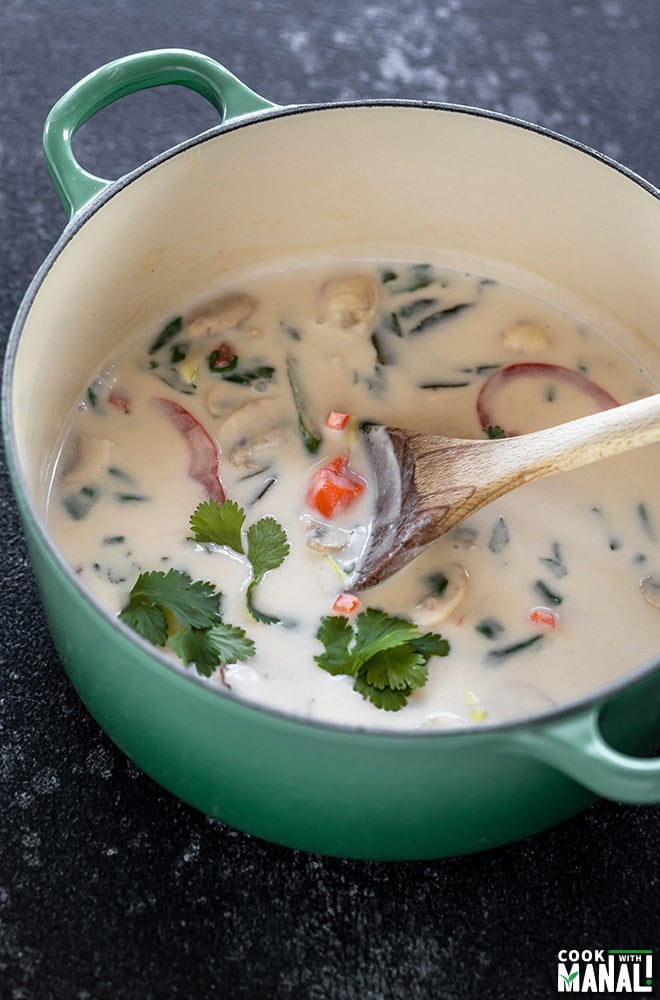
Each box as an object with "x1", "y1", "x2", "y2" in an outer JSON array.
[
  {"x1": 354, "y1": 393, "x2": 660, "y2": 591},
  {"x1": 418, "y1": 391, "x2": 660, "y2": 511},
  {"x1": 490, "y1": 391, "x2": 660, "y2": 479}
]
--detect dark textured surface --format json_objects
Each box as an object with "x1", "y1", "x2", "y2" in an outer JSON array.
[{"x1": 1, "y1": 2, "x2": 659, "y2": 998}]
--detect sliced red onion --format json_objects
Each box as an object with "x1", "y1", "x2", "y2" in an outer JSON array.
[
  {"x1": 477, "y1": 362, "x2": 619, "y2": 436},
  {"x1": 155, "y1": 398, "x2": 225, "y2": 502}
]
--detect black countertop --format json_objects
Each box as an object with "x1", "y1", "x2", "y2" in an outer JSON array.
[{"x1": 1, "y1": 2, "x2": 659, "y2": 997}]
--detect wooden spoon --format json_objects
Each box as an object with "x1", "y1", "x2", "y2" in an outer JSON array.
[{"x1": 349, "y1": 392, "x2": 660, "y2": 591}]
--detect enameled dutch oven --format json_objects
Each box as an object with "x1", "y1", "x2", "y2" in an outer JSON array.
[{"x1": 3, "y1": 49, "x2": 660, "y2": 860}]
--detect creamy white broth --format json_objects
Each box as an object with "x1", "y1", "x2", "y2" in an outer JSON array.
[{"x1": 46, "y1": 260, "x2": 660, "y2": 729}]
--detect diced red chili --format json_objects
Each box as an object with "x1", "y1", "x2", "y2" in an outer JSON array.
[
  {"x1": 332, "y1": 592, "x2": 361, "y2": 615},
  {"x1": 325, "y1": 410, "x2": 351, "y2": 431},
  {"x1": 306, "y1": 454, "x2": 366, "y2": 519},
  {"x1": 528, "y1": 607, "x2": 558, "y2": 629}
]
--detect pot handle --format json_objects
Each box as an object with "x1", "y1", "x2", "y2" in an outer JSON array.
[
  {"x1": 510, "y1": 707, "x2": 660, "y2": 803},
  {"x1": 42, "y1": 48, "x2": 276, "y2": 220}
]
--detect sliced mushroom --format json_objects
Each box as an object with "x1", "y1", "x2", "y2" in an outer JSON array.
[
  {"x1": 185, "y1": 293, "x2": 257, "y2": 340},
  {"x1": 212, "y1": 397, "x2": 290, "y2": 468},
  {"x1": 305, "y1": 520, "x2": 355, "y2": 553},
  {"x1": 413, "y1": 564, "x2": 469, "y2": 626},
  {"x1": 316, "y1": 274, "x2": 380, "y2": 330},
  {"x1": 62, "y1": 435, "x2": 114, "y2": 485},
  {"x1": 640, "y1": 574, "x2": 660, "y2": 609},
  {"x1": 502, "y1": 320, "x2": 550, "y2": 353},
  {"x1": 230, "y1": 427, "x2": 290, "y2": 468}
]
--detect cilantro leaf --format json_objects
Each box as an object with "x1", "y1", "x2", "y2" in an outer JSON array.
[
  {"x1": 119, "y1": 569, "x2": 221, "y2": 644},
  {"x1": 314, "y1": 608, "x2": 449, "y2": 711},
  {"x1": 351, "y1": 609, "x2": 420, "y2": 666},
  {"x1": 119, "y1": 595, "x2": 168, "y2": 646},
  {"x1": 244, "y1": 587, "x2": 283, "y2": 626},
  {"x1": 363, "y1": 646, "x2": 428, "y2": 691},
  {"x1": 246, "y1": 517, "x2": 290, "y2": 585},
  {"x1": 119, "y1": 568, "x2": 256, "y2": 679},
  {"x1": 190, "y1": 502, "x2": 290, "y2": 626},
  {"x1": 314, "y1": 615, "x2": 356, "y2": 676},
  {"x1": 352, "y1": 677, "x2": 412, "y2": 712},
  {"x1": 190, "y1": 499, "x2": 245, "y2": 555},
  {"x1": 169, "y1": 622, "x2": 255, "y2": 676},
  {"x1": 409, "y1": 632, "x2": 451, "y2": 660}
]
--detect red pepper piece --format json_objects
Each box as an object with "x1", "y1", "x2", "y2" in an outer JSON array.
[
  {"x1": 208, "y1": 342, "x2": 237, "y2": 370},
  {"x1": 528, "y1": 608, "x2": 558, "y2": 629},
  {"x1": 306, "y1": 454, "x2": 366, "y2": 519},
  {"x1": 325, "y1": 410, "x2": 351, "y2": 431},
  {"x1": 155, "y1": 398, "x2": 225, "y2": 502},
  {"x1": 332, "y1": 592, "x2": 360, "y2": 615},
  {"x1": 477, "y1": 362, "x2": 619, "y2": 436}
]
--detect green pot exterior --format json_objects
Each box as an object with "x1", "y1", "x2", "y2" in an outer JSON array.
[{"x1": 22, "y1": 506, "x2": 650, "y2": 861}]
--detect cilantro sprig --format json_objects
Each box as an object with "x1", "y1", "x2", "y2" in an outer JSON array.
[
  {"x1": 119, "y1": 568, "x2": 255, "y2": 676},
  {"x1": 190, "y1": 499, "x2": 290, "y2": 624},
  {"x1": 315, "y1": 608, "x2": 449, "y2": 711}
]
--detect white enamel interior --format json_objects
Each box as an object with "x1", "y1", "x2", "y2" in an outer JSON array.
[{"x1": 10, "y1": 104, "x2": 660, "y2": 506}]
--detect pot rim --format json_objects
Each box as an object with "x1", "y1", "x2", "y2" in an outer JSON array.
[{"x1": 3, "y1": 96, "x2": 660, "y2": 742}]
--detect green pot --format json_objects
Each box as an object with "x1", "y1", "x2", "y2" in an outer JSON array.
[{"x1": 3, "y1": 49, "x2": 660, "y2": 860}]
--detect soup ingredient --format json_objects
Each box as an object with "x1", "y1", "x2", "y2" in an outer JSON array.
[
  {"x1": 413, "y1": 564, "x2": 469, "y2": 626},
  {"x1": 640, "y1": 574, "x2": 660, "y2": 609},
  {"x1": 119, "y1": 568, "x2": 255, "y2": 676},
  {"x1": 325, "y1": 410, "x2": 351, "y2": 431},
  {"x1": 155, "y1": 398, "x2": 225, "y2": 502},
  {"x1": 314, "y1": 608, "x2": 450, "y2": 711},
  {"x1": 47, "y1": 258, "x2": 660, "y2": 729},
  {"x1": 149, "y1": 316, "x2": 183, "y2": 354},
  {"x1": 306, "y1": 454, "x2": 366, "y2": 519},
  {"x1": 189, "y1": 499, "x2": 290, "y2": 623},
  {"x1": 332, "y1": 593, "x2": 361, "y2": 615},
  {"x1": 316, "y1": 274, "x2": 379, "y2": 330},
  {"x1": 476, "y1": 362, "x2": 619, "y2": 435},
  {"x1": 186, "y1": 292, "x2": 257, "y2": 339},
  {"x1": 286, "y1": 356, "x2": 322, "y2": 454},
  {"x1": 501, "y1": 321, "x2": 550, "y2": 353},
  {"x1": 528, "y1": 608, "x2": 558, "y2": 629}
]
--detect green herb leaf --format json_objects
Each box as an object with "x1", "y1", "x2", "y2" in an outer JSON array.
[
  {"x1": 286, "y1": 356, "x2": 322, "y2": 454},
  {"x1": 315, "y1": 608, "x2": 449, "y2": 711},
  {"x1": 351, "y1": 609, "x2": 420, "y2": 666},
  {"x1": 533, "y1": 579, "x2": 563, "y2": 605},
  {"x1": 488, "y1": 516, "x2": 509, "y2": 553},
  {"x1": 245, "y1": 586, "x2": 283, "y2": 625},
  {"x1": 363, "y1": 646, "x2": 428, "y2": 691},
  {"x1": 485, "y1": 425, "x2": 506, "y2": 439},
  {"x1": 352, "y1": 677, "x2": 411, "y2": 712},
  {"x1": 149, "y1": 316, "x2": 183, "y2": 354},
  {"x1": 538, "y1": 541, "x2": 567, "y2": 579},
  {"x1": 247, "y1": 517, "x2": 290, "y2": 585},
  {"x1": 190, "y1": 499, "x2": 245, "y2": 555},
  {"x1": 119, "y1": 569, "x2": 221, "y2": 638},
  {"x1": 487, "y1": 634, "x2": 544, "y2": 660},
  {"x1": 221, "y1": 365, "x2": 275, "y2": 386},
  {"x1": 169, "y1": 622, "x2": 255, "y2": 676},
  {"x1": 475, "y1": 617, "x2": 504, "y2": 640},
  {"x1": 190, "y1": 501, "x2": 289, "y2": 625},
  {"x1": 315, "y1": 615, "x2": 355, "y2": 675},
  {"x1": 119, "y1": 568, "x2": 255, "y2": 678},
  {"x1": 409, "y1": 632, "x2": 451, "y2": 660}
]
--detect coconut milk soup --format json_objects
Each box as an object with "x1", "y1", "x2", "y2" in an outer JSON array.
[{"x1": 47, "y1": 261, "x2": 660, "y2": 729}]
